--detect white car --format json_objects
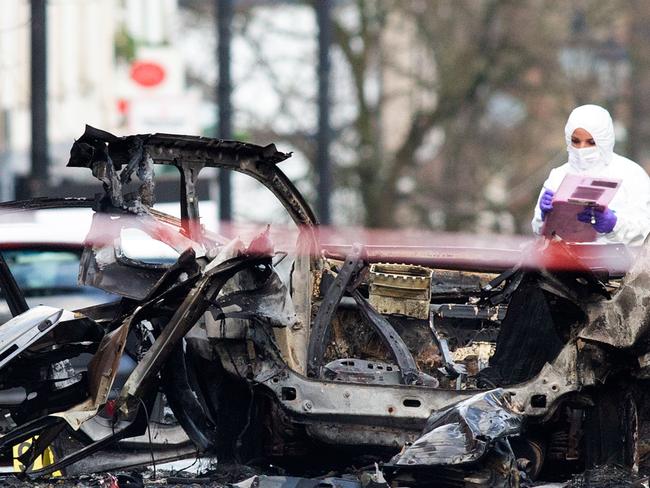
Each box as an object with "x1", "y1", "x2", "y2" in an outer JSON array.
[{"x1": 0, "y1": 215, "x2": 117, "y2": 323}]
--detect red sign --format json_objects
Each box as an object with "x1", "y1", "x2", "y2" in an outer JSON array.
[
  {"x1": 116, "y1": 98, "x2": 130, "y2": 114},
  {"x1": 130, "y1": 61, "x2": 166, "y2": 87}
]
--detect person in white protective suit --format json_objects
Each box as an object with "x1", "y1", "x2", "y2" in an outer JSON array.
[{"x1": 531, "y1": 104, "x2": 650, "y2": 246}]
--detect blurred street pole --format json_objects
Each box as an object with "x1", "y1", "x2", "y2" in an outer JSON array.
[
  {"x1": 30, "y1": 0, "x2": 48, "y2": 197},
  {"x1": 0, "y1": 110, "x2": 15, "y2": 202},
  {"x1": 316, "y1": 0, "x2": 332, "y2": 225},
  {"x1": 629, "y1": 1, "x2": 650, "y2": 169},
  {"x1": 217, "y1": 0, "x2": 233, "y2": 222}
]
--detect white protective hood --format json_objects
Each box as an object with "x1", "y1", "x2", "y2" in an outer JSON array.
[{"x1": 564, "y1": 104, "x2": 615, "y2": 171}]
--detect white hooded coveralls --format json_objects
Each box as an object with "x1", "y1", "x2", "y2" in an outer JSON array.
[{"x1": 531, "y1": 104, "x2": 650, "y2": 246}]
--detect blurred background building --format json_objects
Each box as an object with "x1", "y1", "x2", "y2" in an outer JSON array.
[
  {"x1": 0, "y1": 0, "x2": 200, "y2": 188},
  {"x1": 1, "y1": 0, "x2": 650, "y2": 235}
]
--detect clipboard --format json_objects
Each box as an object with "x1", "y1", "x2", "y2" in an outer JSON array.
[{"x1": 541, "y1": 174, "x2": 621, "y2": 242}]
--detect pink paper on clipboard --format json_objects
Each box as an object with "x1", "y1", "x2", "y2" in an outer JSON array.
[{"x1": 542, "y1": 173, "x2": 621, "y2": 242}]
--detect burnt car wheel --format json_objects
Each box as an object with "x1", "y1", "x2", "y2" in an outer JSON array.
[
  {"x1": 510, "y1": 438, "x2": 545, "y2": 480},
  {"x1": 175, "y1": 347, "x2": 264, "y2": 463}
]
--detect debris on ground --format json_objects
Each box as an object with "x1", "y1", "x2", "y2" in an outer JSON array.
[{"x1": 568, "y1": 465, "x2": 649, "y2": 488}]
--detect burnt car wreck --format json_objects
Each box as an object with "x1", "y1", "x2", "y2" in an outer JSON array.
[{"x1": 0, "y1": 125, "x2": 648, "y2": 486}]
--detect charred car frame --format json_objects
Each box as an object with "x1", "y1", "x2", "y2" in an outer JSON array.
[{"x1": 0, "y1": 126, "x2": 647, "y2": 486}]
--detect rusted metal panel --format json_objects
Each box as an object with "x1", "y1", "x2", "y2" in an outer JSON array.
[{"x1": 368, "y1": 263, "x2": 433, "y2": 320}]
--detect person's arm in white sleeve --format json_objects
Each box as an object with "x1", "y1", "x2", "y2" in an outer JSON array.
[
  {"x1": 607, "y1": 165, "x2": 650, "y2": 246},
  {"x1": 531, "y1": 187, "x2": 547, "y2": 235}
]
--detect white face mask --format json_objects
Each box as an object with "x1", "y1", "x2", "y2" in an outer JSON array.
[{"x1": 568, "y1": 145, "x2": 603, "y2": 171}]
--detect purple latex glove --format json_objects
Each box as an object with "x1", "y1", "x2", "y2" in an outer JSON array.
[
  {"x1": 539, "y1": 189, "x2": 554, "y2": 221},
  {"x1": 577, "y1": 207, "x2": 617, "y2": 233}
]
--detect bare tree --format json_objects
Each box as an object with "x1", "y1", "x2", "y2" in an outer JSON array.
[
  {"x1": 330, "y1": 0, "x2": 573, "y2": 230},
  {"x1": 628, "y1": 0, "x2": 650, "y2": 169},
  {"x1": 180, "y1": 0, "x2": 643, "y2": 233}
]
